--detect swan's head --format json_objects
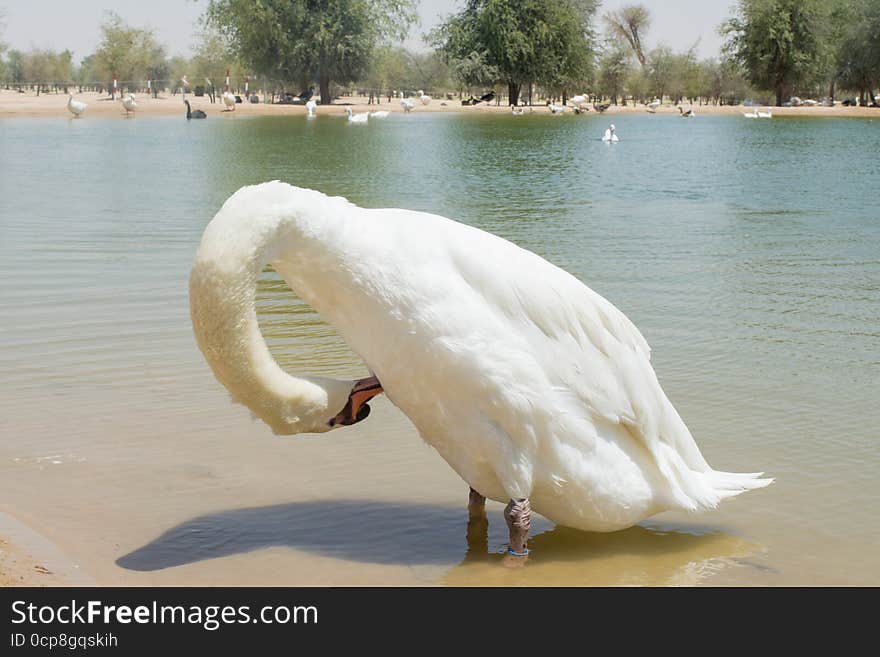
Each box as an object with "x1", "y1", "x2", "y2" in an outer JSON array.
[
  {"x1": 610, "y1": 124, "x2": 616, "y2": 132},
  {"x1": 345, "y1": 107, "x2": 353, "y2": 116}
]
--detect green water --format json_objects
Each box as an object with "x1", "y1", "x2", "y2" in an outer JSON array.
[{"x1": 1, "y1": 113, "x2": 878, "y2": 585}]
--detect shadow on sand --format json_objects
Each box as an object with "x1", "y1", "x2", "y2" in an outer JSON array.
[{"x1": 117, "y1": 499, "x2": 761, "y2": 585}]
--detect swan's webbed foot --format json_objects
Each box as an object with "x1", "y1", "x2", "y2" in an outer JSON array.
[{"x1": 504, "y1": 498, "x2": 531, "y2": 557}]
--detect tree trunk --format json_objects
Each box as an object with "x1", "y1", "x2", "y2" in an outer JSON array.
[
  {"x1": 775, "y1": 84, "x2": 784, "y2": 107},
  {"x1": 828, "y1": 79, "x2": 835, "y2": 104},
  {"x1": 507, "y1": 81, "x2": 520, "y2": 106},
  {"x1": 319, "y1": 73, "x2": 331, "y2": 105}
]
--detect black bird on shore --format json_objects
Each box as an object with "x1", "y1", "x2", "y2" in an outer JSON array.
[
  {"x1": 298, "y1": 86, "x2": 315, "y2": 103},
  {"x1": 479, "y1": 91, "x2": 495, "y2": 103}
]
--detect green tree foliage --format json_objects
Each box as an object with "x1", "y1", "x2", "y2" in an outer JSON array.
[
  {"x1": 604, "y1": 4, "x2": 650, "y2": 67},
  {"x1": 596, "y1": 40, "x2": 633, "y2": 104},
  {"x1": 432, "y1": 0, "x2": 597, "y2": 105},
  {"x1": 205, "y1": 0, "x2": 415, "y2": 104},
  {"x1": 834, "y1": 0, "x2": 880, "y2": 104},
  {"x1": 92, "y1": 13, "x2": 167, "y2": 91},
  {"x1": 721, "y1": 0, "x2": 825, "y2": 106}
]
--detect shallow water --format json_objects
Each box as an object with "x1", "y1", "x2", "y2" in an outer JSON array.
[{"x1": 1, "y1": 111, "x2": 878, "y2": 585}]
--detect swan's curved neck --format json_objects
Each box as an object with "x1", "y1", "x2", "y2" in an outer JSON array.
[{"x1": 189, "y1": 185, "x2": 359, "y2": 435}]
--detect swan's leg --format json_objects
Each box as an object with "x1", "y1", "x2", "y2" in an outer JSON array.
[
  {"x1": 504, "y1": 498, "x2": 531, "y2": 556},
  {"x1": 467, "y1": 487, "x2": 485, "y2": 517},
  {"x1": 466, "y1": 488, "x2": 488, "y2": 554}
]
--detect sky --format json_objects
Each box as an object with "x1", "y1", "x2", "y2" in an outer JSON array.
[{"x1": 1, "y1": 0, "x2": 732, "y2": 61}]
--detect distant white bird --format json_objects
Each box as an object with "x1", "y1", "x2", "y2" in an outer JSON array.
[
  {"x1": 306, "y1": 99, "x2": 317, "y2": 117},
  {"x1": 368, "y1": 110, "x2": 390, "y2": 119},
  {"x1": 602, "y1": 124, "x2": 619, "y2": 142},
  {"x1": 757, "y1": 108, "x2": 773, "y2": 118},
  {"x1": 189, "y1": 181, "x2": 772, "y2": 556},
  {"x1": 418, "y1": 90, "x2": 431, "y2": 105},
  {"x1": 548, "y1": 103, "x2": 565, "y2": 114},
  {"x1": 345, "y1": 107, "x2": 369, "y2": 124},
  {"x1": 570, "y1": 94, "x2": 588, "y2": 109},
  {"x1": 400, "y1": 98, "x2": 416, "y2": 113},
  {"x1": 743, "y1": 109, "x2": 759, "y2": 118},
  {"x1": 511, "y1": 106, "x2": 524, "y2": 116},
  {"x1": 67, "y1": 93, "x2": 87, "y2": 118},
  {"x1": 122, "y1": 93, "x2": 137, "y2": 116},
  {"x1": 222, "y1": 90, "x2": 236, "y2": 111},
  {"x1": 647, "y1": 98, "x2": 661, "y2": 113}
]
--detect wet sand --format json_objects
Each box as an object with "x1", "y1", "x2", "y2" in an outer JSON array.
[{"x1": 2, "y1": 88, "x2": 878, "y2": 118}]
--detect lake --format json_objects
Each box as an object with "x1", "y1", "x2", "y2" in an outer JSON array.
[{"x1": 0, "y1": 111, "x2": 878, "y2": 585}]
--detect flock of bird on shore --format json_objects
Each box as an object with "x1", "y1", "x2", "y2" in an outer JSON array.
[{"x1": 64, "y1": 87, "x2": 773, "y2": 143}]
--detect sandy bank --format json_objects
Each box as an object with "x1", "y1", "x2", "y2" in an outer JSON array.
[
  {"x1": 0, "y1": 512, "x2": 94, "y2": 586},
  {"x1": 2, "y1": 89, "x2": 878, "y2": 119}
]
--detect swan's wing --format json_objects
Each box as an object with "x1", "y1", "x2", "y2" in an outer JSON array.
[{"x1": 440, "y1": 228, "x2": 733, "y2": 507}]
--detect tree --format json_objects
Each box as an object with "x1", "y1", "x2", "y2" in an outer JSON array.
[
  {"x1": 721, "y1": 0, "x2": 825, "y2": 106},
  {"x1": 92, "y1": 13, "x2": 167, "y2": 92},
  {"x1": 206, "y1": 0, "x2": 415, "y2": 104},
  {"x1": 834, "y1": 0, "x2": 880, "y2": 104},
  {"x1": 432, "y1": 0, "x2": 597, "y2": 106},
  {"x1": 604, "y1": 4, "x2": 650, "y2": 67},
  {"x1": 596, "y1": 41, "x2": 633, "y2": 104}
]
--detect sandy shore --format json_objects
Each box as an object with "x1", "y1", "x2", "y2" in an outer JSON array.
[
  {"x1": 2, "y1": 88, "x2": 878, "y2": 118},
  {"x1": 0, "y1": 512, "x2": 93, "y2": 586}
]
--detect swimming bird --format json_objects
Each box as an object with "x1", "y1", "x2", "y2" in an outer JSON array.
[
  {"x1": 511, "y1": 106, "x2": 524, "y2": 116},
  {"x1": 306, "y1": 99, "x2": 317, "y2": 117},
  {"x1": 593, "y1": 102, "x2": 610, "y2": 113},
  {"x1": 184, "y1": 100, "x2": 207, "y2": 120},
  {"x1": 418, "y1": 90, "x2": 431, "y2": 105},
  {"x1": 368, "y1": 110, "x2": 390, "y2": 119},
  {"x1": 743, "y1": 109, "x2": 759, "y2": 118},
  {"x1": 548, "y1": 103, "x2": 565, "y2": 114},
  {"x1": 189, "y1": 182, "x2": 772, "y2": 557},
  {"x1": 67, "y1": 93, "x2": 87, "y2": 118},
  {"x1": 602, "y1": 124, "x2": 619, "y2": 142},
  {"x1": 401, "y1": 98, "x2": 415, "y2": 113},
  {"x1": 222, "y1": 90, "x2": 237, "y2": 111},
  {"x1": 122, "y1": 93, "x2": 137, "y2": 116},
  {"x1": 345, "y1": 107, "x2": 369, "y2": 124},
  {"x1": 678, "y1": 107, "x2": 694, "y2": 118},
  {"x1": 757, "y1": 108, "x2": 773, "y2": 118}
]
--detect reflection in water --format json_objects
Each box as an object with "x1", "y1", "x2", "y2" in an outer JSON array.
[
  {"x1": 449, "y1": 514, "x2": 759, "y2": 586},
  {"x1": 117, "y1": 499, "x2": 759, "y2": 586}
]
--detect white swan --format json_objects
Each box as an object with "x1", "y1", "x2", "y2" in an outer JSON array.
[
  {"x1": 368, "y1": 110, "x2": 390, "y2": 119},
  {"x1": 305, "y1": 99, "x2": 317, "y2": 117},
  {"x1": 345, "y1": 107, "x2": 369, "y2": 124},
  {"x1": 418, "y1": 90, "x2": 431, "y2": 105},
  {"x1": 602, "y1": 124, "x2": 619, "y2": 142},
  {"x1": 67, "y1": 93, "x2": 87, "y2": 118},
  {"x1": 122, "y1": 93, "x2": 137, "y2": 116},
  {"x1": 222, "y1": 90, "x2": 236, "y2": 111},
  {"x1": 757, "y1": 108, "x2": 773, "y2": 118},
  {"x1": 548, "y1": 103, "x2": 565, "y2": 114},
  {"x1": 647, "y1": 98, "x2": 661, "y2": 113},
  {"x1": 743, "y1": 109, "x2": 759, "y2": 118},
  {"x1": 570, "y1": 94, "x2": 588, "y2": 110},
  {"x1": 400, "y1": 98, "x2": 415, "y2": 113},
  {"x1": 189, "y1": 182, "x2": 772, "y2": 555}
]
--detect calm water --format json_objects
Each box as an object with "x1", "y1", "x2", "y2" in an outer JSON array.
[{"x1": 1, "y1": 112, "x2": 878, "y2": 585}]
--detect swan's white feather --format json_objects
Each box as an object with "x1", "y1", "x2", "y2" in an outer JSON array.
[{"x1": 192, "y1": 182, "x2": 772, "y2": 531}]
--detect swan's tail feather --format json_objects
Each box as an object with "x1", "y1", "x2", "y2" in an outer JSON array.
[{"x1": 707, "y1": 470, "x2": 774, "y2": 502}]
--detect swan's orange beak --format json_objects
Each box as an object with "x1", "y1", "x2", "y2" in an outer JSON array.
[{"x1": 329, "y1": 376, "x2": 384, "y2": 427}]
